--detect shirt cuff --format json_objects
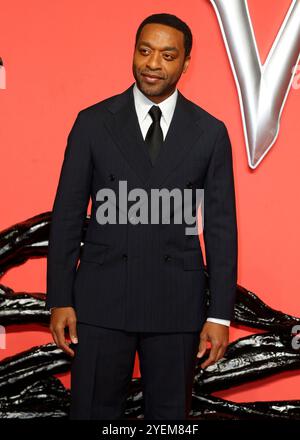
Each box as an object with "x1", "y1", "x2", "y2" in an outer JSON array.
[{"x1": 206, "y1": 317, "x2": 230, "y2": 326}]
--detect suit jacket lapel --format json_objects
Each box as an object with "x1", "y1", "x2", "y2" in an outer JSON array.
[{"x1": 103, "y1": 82, "x2": 204, "y2": 189}]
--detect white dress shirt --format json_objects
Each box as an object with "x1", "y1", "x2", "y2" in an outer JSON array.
[
  {"x1": 132, "y1": 82, "x2": 230, "y2": 327},
  {"x1": 50, "y1": 85, "x2": 231, "y2": 327}
]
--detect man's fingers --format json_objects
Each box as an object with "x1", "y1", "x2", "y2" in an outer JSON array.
[
  {"x1": 50, "y1": 328, "x2": 59, "y2": 348},
  {"x1": 216, "y1": 344, "x2": 227, "y2": 363},
  {"x1": 54, "y1": 324, "x2": 75, "y2": 357},
  {"x1": 196, "y1": 333, "x2": 207, "y2": 358},
  {"x1": 200, "y1": 340, "x2": 221, "y2": 369},
  {"x1": 68, "y1": 318, "x2": 78, "y2": 344}
]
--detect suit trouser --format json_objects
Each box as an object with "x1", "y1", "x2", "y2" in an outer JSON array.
[{"x1": 69, "y1": 321, "x2": 200, "y2": 420}]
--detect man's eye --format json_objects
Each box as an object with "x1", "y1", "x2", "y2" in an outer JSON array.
[{"x1": 164, "y1": 54, "x2": 174, "y2": 60}]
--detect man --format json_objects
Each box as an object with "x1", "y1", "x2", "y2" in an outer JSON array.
[{"x1": 46, "y1": 13, "x2": 238, "y2": 420}]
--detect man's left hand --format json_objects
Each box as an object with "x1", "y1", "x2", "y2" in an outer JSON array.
[{"x1": 197, "y1": 321, "x2": 229, "y2": 369}]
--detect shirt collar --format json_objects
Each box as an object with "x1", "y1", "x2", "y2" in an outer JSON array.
[{"x1": 133, "y1": 82, "x2": 178, "y2": 126}]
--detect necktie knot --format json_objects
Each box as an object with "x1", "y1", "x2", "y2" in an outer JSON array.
[{"x1": 148, "y1": 105, "x2": 162, "y2": 123}]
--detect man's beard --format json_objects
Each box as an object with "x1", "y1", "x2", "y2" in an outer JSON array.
[{"x1": 133, "y1": 65, "x2": 169, "y2": 96}]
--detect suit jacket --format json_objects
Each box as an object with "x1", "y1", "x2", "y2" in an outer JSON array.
[{"x1": 45, "y1": 82, "x2": 238, "y2": 332}]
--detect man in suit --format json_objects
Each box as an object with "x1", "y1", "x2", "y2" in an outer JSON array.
[{"x1": 46, "y1": 13, "x2": 238, "y2": 420}]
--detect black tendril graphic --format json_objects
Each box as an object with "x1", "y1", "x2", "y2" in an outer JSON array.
[{"x1": 0, "y1": 213, "x2": 299, "y2": 419}]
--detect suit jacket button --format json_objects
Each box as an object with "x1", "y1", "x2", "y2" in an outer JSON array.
[
  {"x1": 164, "y1": 254, "x2": 171, "y2": 261},
  {"x1": 109, "y1": 173, "x2": 115, "y2": 181},
  {"x1": 122, "y1": 253, "x2": 128, "y2": 260}
]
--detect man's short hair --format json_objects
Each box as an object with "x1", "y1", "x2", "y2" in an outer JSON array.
[{"x1": 135, "y1": 13, "x2": 193, "y2": 58}]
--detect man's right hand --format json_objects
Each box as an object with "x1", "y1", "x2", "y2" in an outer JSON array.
[{"x1": 49, "y1": 307, "x2": 78, "y2": 357}]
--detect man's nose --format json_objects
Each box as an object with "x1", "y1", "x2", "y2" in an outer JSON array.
[{"x1": 146, "y1": 51, "x2": 162, "y2": 70}]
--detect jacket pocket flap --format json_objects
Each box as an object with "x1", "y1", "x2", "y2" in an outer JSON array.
[
  {"x1": 80, "y1": 241, "x2": 109, "y2": 265},
  {"x1": 183, "y1": 251, "x2": 204, "y2": 270}
]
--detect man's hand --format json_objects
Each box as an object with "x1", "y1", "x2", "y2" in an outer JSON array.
[
  {"x1": 196, "y1": 321, "x2": 229, "y2": 369},
  {"x1": 49, "y1": 307, "x2": 78, "y2": 357}
]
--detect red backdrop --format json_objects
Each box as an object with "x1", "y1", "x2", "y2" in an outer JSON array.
[{"x1": 1, "y1": 0, "x2": 299, "y2": 402}]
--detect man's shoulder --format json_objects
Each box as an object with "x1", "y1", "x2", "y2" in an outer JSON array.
[
  {"x1": 182, "y1": 92, "x2": 226, "y2": 132},
  {"x1": 82, "y1": 92, "x2": 122, "y2": 113},
  {"x1": 75, "y1": 86, "x2": 130, "y2": 123}
]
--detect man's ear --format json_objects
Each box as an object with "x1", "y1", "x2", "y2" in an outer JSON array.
[{"x1": 183, "y1": 55, "x2": 191, "y2": 73}]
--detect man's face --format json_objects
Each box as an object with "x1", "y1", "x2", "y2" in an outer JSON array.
[{"x1": 132, "y1": 23, "x2": 190, "y2": 103}]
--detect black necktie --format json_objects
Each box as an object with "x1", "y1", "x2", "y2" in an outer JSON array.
[{"x1": 145, "y1": 105, "x2": 163, "y2": 165}]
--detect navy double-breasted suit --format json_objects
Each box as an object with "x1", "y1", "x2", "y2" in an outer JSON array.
[{"x1": 45, "y1": 82, "x2": 238, "y2": 333}]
